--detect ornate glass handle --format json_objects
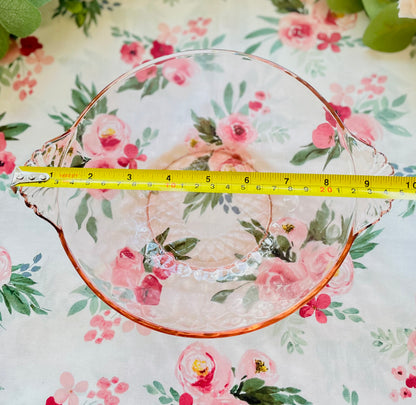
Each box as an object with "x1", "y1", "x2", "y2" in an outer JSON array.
[
  {"x1": 346, "y1": 131, "x2": 394, "y2": 235},
  {"x1": 14, "y1": 129, "x2": 75, "y2": 229}
]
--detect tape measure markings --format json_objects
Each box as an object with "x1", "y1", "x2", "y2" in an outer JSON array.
[{"x1": 11, "y1": 166, "x2": 416, "y2": 200}]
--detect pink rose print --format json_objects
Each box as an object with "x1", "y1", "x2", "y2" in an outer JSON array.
[
  {"x1": 135, "y1": 61, "x2": 158, "y2": 82},
  {"x1": 300, "y1": 241, "x2": 338, "y2": 282},
  {"x1": 150, "y1": 40, "x2": 174, "y2": 59},
  {"x1": 120, "y1": 41, "x2": 145, "y2": 65},
  {"x1": 0, "y1": 132, "x2": 16, "y2": 174},
  {"x1": 162, "y1": 58, "x2": 198, "y2": 86},
  {"x1": 176, "y1": 342, "x2": 233, "y2": 399},
  {"x1": 392, "y1": 366, "x2": 407, "y2": 381},
  {"x1": 236, "y1": 350, "x2": 278, "y2": 385},
  {"x1": 117, "y1": 143, "x2": 147, "y2": 169},
  {"x1": 325, "y1": 103, "x2": 352, "y2": 127},
  {"x1": 19, "y1": 36, "x2": 42, "y2": 56},
  {"x1": 111, "y1": 246, "x2": 145, "y2": 288},
  {"x1": 278, "y1": 13, "x2": 318, "y2": 50},
  {"x1": 152, "y1": 252, "x2": 178, "y2": 280},
  {"x1": 216, "y1": 114, "x2": 257, "y2": 145},
  {"x1": 84, "y1": 158, "x2": 119, "y2": 200},
  {"x1": 408, "y1": 331, "x2": 416, "y2": 356},
  {"x1": 299, "y1": 293, "x2": 331, "y2": 323},
  {"x1": 344, "y1": 113, "x2": 383, "y2": 146},
  {"x1": 208, "y1": 150, "x2": 254, "y2": 172},
  {"x1": 310, "y1": 0, "x2": 357, "y2": 32},
  {"x1": 323, "y1": 253, "x2": 354, "y2": 295},
  {"x1": 83, "y1": 114, "x2": 131, "y2": 158},
  {"x1": 271, "y1": 217, "x2": 308, "y2": 250},
  {"x1": 134, "y1": 274, "x2": 162, "y2": 305},
  {"x1": 312, "y1": 123, "x2": 335, "y2": 149},
  {"x1": 179, "y1": 392, "x2": 193, "y2": 405},
  {"x1": 0, "y1": 247, "x2": 12, "y2": 287},
  {"x1": 255, "y1": 258, "x2": 308, "y2": 302},
  {"x1": 54, "y1": 372, "x2": 88, "y2": 405}
]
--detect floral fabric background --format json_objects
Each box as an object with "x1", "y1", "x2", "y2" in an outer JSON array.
[{"x1": 0, "y1": 0, "x2": 415, "y2": 404}]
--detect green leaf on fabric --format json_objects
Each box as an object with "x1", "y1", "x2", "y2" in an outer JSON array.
[
  {"x1": 290, "y1": 143, "x2": 329, "y2": 166},
  {"x1": 164, "y1": 237, "x2": 199, "y2": 259},
  {"x1": 75, "y1": 194, "x2": 90, "y2": 229},
  {"x1": 193, "y1": 116, "x2": 222, "y2": 145},
  {"x1": 117, "y1": 77, "x2": 145, "y2": 93},
  {"x1": 327, "y1": 0, "x2": 364, "y2": 14},
  {"x1": 0, "y1": 24, "x2": 9, "y2": 59},
  {"x1": 101, "y1": 199, "x2": 112, "y2": 219},
  {"x1": 67, "y1": 299, "x2": 88, "y2": 316},
  {"x1": 211, "y1": 33, "x2": 225, "y2": 46},
  {"x1": 271, "y1": 0, "x2": 305, "y2": 13},
  {"x1": 392, "y1": 94, "x2": 407, "y2": 107},
  {"x1": 363, "y1": 3, "x2": 416, "y2": 52},
  {"x1": 184, "y1": 155, "x2": 211, "y2": 171},
  {"x1": 211, "y1": 288, "x2": 235, "y2": 303},
  {"x1": 0, "y1": 0, "x2": 42, "y2": 38},
  {"x1": 155, "y1": 228, "x2": 170, "y2": 245},
  {"x1": 244, "y1": 27, "x2": 277, "y2": 39},
  {"x1": 362, "y1": 0, "x2": 397, "y2": 19},
  {"x1": 211, "y1": 100, "x2": 226, "y2": 119},
  {"x1": 86, "y1": 216, "x2": 98, "y2": 242},
  {"x1": 153, "y1": 381, "x2": 166, "y2": 395},
  {"x1": 0, "y1": 122, "x2": 30, "y2": 140},
  {"x1": 244, "y1": 42, "x2": 262, "y2": 55},
  {"x1": 223, "y1": 82, "x2": 233, "y2": 114}
]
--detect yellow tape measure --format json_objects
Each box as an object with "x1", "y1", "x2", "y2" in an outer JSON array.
[{"x1": 11, "y1": 166, "x2": 416, "y2": 200}]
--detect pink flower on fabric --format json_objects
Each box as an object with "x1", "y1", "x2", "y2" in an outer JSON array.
[
  {"x1": 216, "y1": 114, "x2": 257, "y2": 145},
  {"x1": 300, "y1": 241, "x2": 338, "y2": 282},
  {"x1": 408, "y1": 331, "x2": 416, "y2": 356},
  {"x1": 389, "y1": 390, "x2": 399, "y2": 402},
  {"x1": 176, "y1": 342, "x2": 233, "y2": 399},
  {"x1": 317, "y1": 32, "x2": 341, "y2": 52},
  {"x1": 185, "y1": 128, "x2": 206, "y2": 151},
  {"x1": 120, "y1": 41, "x2": 145, "y2": 65},
  {"x1": 134, "y1": 61, "x2": 158, "y2": 82},
  {"x1": 208, "y1": 150, "x2": 253, "y2": 172},
  {"x1": 157, "y1": 23, "x2": 181, "y2": 45},
  {"x1": 400, "y1": 387, "x2": 412, "y2": 398},
  {"x1": 323, "y1": 253, "x2": 354, "y2": 295},
  {"x1": 153, "y1": 252, "x2": 178, "y2": 280},
  {"x1": 54, "y1": 372, "x2": 88, "y2": 405},
  {"x1": 0, "y1": 132, "x2": 16, "y2": 174},
  {"x1": 312, "y1": 123, "x2": 335, "y2": 149},
  {"x1": 117, "y1": 144, "x2": 147, "y2": 169},
  {"x1": 278, "y1": 13, "x2": 318, "y2": 50},
  {"x1": 392, "y1": 366, "x2": 407, "y2": 381},
  {"x1": 111, "y1": 247, "x2": 145, "y2": 288},
  {"x1": 19, "y1": 36, "x2": 42, "y2": 56},
  {"x1": 134, "y1": 274, "x2": 162, "y2": 305},
  {"x1": 255, "y1": 91, "x2": 266, "y2": 101},
  {"x1": 272, "y1": 217, "x2": 308, "y2": 250},
  {"x1": 0, "y1": 246, "x2": 12, "y2": 287},
  {"x1": 162, "y1": 58, "x2": 198, "y2": 86},
  {"x1": 83, "y1": 114, "x2": 131, "y2": 158},
  {"x1": 406, "y1": 374, "x2": 416, "y2": 389},
  {"x1": 299, "y1": 293, "x2": 331, "y2": 323},
  {"x1": 330, "y1": 83, "x2": 355, "y2": 107},
  {"x1": 122, "y1": 319, "x2": 152, "y2": 336},
  {"x1": 248, "y1": 101, "x2": 262, "y2": 111},
  {"x1": 325, "y1": 103, "x2": 352, "y2": 127},
  {"x1": 236, "y1": 350, "x2": 278, "y2": 385},
  {"x1": 150, "y1": 40, "x2": 174, "y2": 59},
  {"x1": 84, "y1": 158, "x2": 119, "y2": 200},
  {"x1": 186, "y1": 18, "x2": 212, "y2": 38},
  {"x1": 344, "y1": 113, "x2": 383, "y2": 146},
  {"x1": 255, "y1": 258, "x2": 308, "y2": 302},
  {"x1": 25, "y1": 49, "x2": 54, "y2": 73},
  {"x1": 179, "y1": 393, "x2": 193, "y2": 405}
]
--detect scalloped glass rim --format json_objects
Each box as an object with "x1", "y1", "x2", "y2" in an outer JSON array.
[{"x1": 17, "y1": 49, "x2": 393, "y2": 338}]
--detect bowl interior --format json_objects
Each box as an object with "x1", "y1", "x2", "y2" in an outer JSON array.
[{"x1": 51, "y1": 50, "x2": 358, "y2": 336}]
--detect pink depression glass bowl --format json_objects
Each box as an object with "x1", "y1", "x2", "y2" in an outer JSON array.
[{"x1": 16, "y1": 49, "x2": 392, "y2": 338}]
